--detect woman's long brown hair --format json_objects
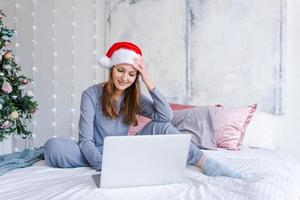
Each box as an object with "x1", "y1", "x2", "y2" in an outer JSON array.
[{"x1": 102, "y1": 68, "x2": 141, "y2": 126}]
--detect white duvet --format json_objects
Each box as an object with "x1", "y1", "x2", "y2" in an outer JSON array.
[{"x1": 0, "y1": 148, "x2": 300, "y2": 200}]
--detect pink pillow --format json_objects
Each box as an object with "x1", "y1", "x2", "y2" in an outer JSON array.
[
  {"x1": 128, "y1": 115, "x2": 152, "y2": 135},
  {"x1": 215, "y1": 104, "x2": 257, "y2": 150},
  {"x1": 128, "y1": 103, "x2": 194, "y2": 135},
  {"x1": 169, "y1": 103, "x2": 195, "y2": 111}
]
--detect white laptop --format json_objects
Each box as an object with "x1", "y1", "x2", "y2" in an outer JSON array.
[{"x1": 92, "y1": 134, "x2": 191, "y2": 188}]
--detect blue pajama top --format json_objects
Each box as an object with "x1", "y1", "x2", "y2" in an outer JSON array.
[{"x1": 78, "y1": 84, "x2": 173, "y2": 170}]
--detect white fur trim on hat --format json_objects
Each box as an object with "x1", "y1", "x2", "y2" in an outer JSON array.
[
  {"x1": 98, "y1": 56, "x2": 111, "y2": 68},
  {"x1": 98, "y1": 48, "x2": 141, "y2": 69},
  {"x1": 110, "y1": 48, "x2": 141, "y2": 67}
]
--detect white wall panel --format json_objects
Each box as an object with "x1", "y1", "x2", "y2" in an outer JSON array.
[
  {"x1": 1, "y1": 0, "x2": 106, "y2": 149},
  {"x1": 107, "y1": 0, "x2": 188, "y2": 103},
  {"x1": 73, "y1": 0, "x2": 97, "y2": 141},
  {"x1": 13, "y1": 0, "x2": 35, "y2": 149},
  {"x1": 33, "y1": 0, "x2": 54, "y2": 146},
  {"x1": 54, "y1": 0, "x2": 73, "y2": 139}
]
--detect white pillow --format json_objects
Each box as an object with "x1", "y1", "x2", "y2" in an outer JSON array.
[{"x1": 243, "y1": 112, "x2": 277, "y2": 149}]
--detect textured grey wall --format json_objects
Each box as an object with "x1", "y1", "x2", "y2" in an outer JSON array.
[
  {"x1": 107, "y1": 0, "x2": 286, "y2": 114},
  {"x1": 106, "y1": 0, "x2": 188, "y2": 103},
  {"x1": 189, "y1": 0, "x2": 285, "y2": 114}
]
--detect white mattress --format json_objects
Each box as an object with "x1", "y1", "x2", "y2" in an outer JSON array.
[{"x1": 1, "y1": 148, "x2": 300, "y2": 200}]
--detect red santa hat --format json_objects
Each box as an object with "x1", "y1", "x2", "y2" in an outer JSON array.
[{"x1": 98, "y1": 41, "x2": 142, "y2": 69}]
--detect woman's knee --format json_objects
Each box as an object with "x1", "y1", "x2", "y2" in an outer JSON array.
[
  {"x1": 44, "y1": 137, "x2": 72, "y2": 167},
  {"x1": 44, "y1": 138, "x2": 58, "y2": 157},
  {"x1": 44, "y1": 137, "x2": 88, "y2": 168},
  {"x1": 44, "y1": 138, "x2": 61, "y2": 165}
]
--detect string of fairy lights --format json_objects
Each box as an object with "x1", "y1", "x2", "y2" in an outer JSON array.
[
  {"x1": 70, "y1": 0, "x2": 76, "y2": 140},
  {"x1": 14, "y1": 0, "x2": 37, "y2": 151},
  {"x1": 51, "y1": 0, "x2": 57, "y2": 138},
  {"x1": 92, "y1": 0, "x2": 98, "y2": 85},
  {"x1": 30, "y1": 0, "x2": 37, "y2": 147},
  {"x1": 13, "y1": 0, "x2": 19, "y2": 152},
  {"x1": 10, "y1": 0, "x2": 99, "y2": 147}
]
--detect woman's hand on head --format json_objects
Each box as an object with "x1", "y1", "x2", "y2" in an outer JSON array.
[
  {"x1": 133, "y1": 57, "x2": 147, "y2": 79},
  {"x1": 133, "y1": 57, "x2": 154, "y2": 91}
]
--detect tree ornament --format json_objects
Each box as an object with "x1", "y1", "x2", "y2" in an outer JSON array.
[
  {"x1": 26, "y1": 91, "x2": 34, "y2": 97},
  {"x1": 10, "y1": 111, "x2": 19, "y2": 119},
  {"x1": 3, "y1": 51, "x2": 12, "y2": 60},
  {"x1": 22, "y1": 78, "x2": 28, "y2": 85},
  {"x1": 2, "y1": 81, "x2": 13, "y2": 94},
  {"x1": 1, "y1": 120, "x2": 11, "y2": 129}
]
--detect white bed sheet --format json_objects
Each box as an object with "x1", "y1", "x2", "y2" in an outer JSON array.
[{"x1": 0, "y1": 148, "x2": 300, "y2": 200}]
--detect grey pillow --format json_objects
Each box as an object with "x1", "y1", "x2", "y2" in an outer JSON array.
[{"x1": 171, "y1": 106, "x2": 217, "y2": 150}]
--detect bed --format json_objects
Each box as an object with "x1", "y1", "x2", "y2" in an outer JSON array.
[
  {"x1": 1, "y1": 105, "x2": 300, "y2": 200},
  {"x1": 1, "y1": 146, "x2": 299, "y2": 200}
]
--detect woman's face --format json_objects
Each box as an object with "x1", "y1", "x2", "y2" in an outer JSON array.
[{"x1": 112, "y1": 64, "x2": 138, "y2": 92}]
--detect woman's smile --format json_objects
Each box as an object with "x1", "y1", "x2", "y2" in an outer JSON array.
[{"x1": 118, "y1": 80, "x2": 128, "y2": 86}]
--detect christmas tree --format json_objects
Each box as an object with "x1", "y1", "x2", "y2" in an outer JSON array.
[{"x1": 0, "y1": 10, "x2": 38, "y2": 142}]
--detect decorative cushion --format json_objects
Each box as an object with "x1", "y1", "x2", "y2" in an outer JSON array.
[
  {"x1": 215, "y1": 104, "x2": 257, "y2": 150},
  {"x1": 128, "y1": 115, "x2": 152, "y2": 135},
  {"x1": 169, "y1": 103, "x2": 195, "y2": 111},
  {"x1": 171, "y1": 106, "x2": 217, "y2": 150}
]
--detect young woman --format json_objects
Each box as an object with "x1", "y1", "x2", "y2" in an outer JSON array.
[{"x1": 44, "y1": 41, "x2": 241, "y2": 178}]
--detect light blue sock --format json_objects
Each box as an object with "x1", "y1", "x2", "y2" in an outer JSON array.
[{"x1": 201, "y1": 157, "x2": 242, "y2": 178}]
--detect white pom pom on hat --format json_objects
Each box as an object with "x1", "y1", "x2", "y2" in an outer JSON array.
[
  {"x1": 98, "y1": 56, "x2": 111, "y2": 69},
  {"x1": 98, "y1": 41, "x2": 142, "y2": 69}
]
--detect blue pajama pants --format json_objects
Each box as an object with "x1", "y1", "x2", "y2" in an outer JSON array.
[{"x1": 44, "y1": 121, "x2": 204, "y2": 169}]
